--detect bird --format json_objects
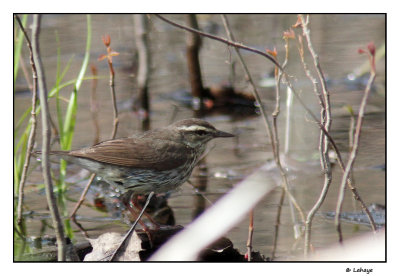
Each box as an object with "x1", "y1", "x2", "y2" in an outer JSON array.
[
  {"x1": 46, "y1": 118, "x2": 234, "y2": 196},
  {"x1": 40, "y1": 118, "x2": 234, "y2": 258}
]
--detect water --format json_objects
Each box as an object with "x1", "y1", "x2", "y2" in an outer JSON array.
[{"x1": 14, "y1": 14, "x2": 385, "y2": 260}]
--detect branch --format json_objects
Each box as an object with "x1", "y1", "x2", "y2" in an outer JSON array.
[
  {"x1": 15, "y1": 15, "x2": 38, "y2": 227},
  {"x1": 335, "y1": 43, "x2": 377, "y2": 242},
  {"x1": 31, "y1": 14, "x2": 66, "y2": 261}
]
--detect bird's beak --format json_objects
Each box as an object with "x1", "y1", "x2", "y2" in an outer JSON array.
[{"x1": 214, "y1": 130, "x2": 235, "y2": 138}]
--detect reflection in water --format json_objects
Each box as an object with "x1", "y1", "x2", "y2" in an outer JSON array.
[{"x1": 191, "y1": 159, "x2": 208, "y2": 220}]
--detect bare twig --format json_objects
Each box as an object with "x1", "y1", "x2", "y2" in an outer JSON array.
[
  {"x1": 335, "y1": 43, "x2": 377, "y2": 242},
  {"x1": 297, "y1": 15, "x2": 376, "y2": 244},
  {"x1": 99, "y1": 35, "x2": 119, "y2": 139},
  {"x1": 31, "y1": 14, "x2": 66, "y2": 261},
  {"x1": 18, "y1": 52, "x2": 33, "y2": 91},
  {"x1": 271, "y1": 188, "x2": 286, "y2": 260},
  {"x1": 298, "y1": 15, "x2": 333, "y2": 255},
  {"x1": 70, "y1": 173, "x2": 96, "y2": 222},
  {"x1": 246, "y1": 210, "x2": 254, "y2": 262},
  {"x1": 109, "y1": 191, "x2": 155, "y2": 261},
  {"x1": 15, "y1": 15, "x2": 38, "y2": 226}
]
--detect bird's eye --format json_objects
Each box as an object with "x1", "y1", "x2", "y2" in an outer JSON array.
[{"x1": 195, "y1": 130, "x2": 207, "y2": 136}]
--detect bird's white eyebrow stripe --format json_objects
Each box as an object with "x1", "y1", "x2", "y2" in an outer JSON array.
[{"x1": 177, "y1": 125, "x2": 209, "y2": 132}]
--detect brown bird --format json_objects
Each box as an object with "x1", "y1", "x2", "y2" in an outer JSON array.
[{"x1": 47, "y1": 118, "x2": 234, "y2": 195}]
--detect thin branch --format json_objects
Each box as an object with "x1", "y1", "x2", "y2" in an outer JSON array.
[
  {"x1": 109, "y1": 191, "x2": 155, "y2": 261},
  {"x1": 246, "y1": 210, "x2": 254, "y2": 262},
  {"x1": 99, "y1": 34, "x2": 119, "y2": 139},
  {"x1": 15, "y1": 15, "x2": 38, "y2": 227},
  {"x1": 335, "y1": 44, "x2": 377, "y2": 242},
  {"x1": 271, "y1": 188, "x2": 285, "y2": 260},
  {"x1": 31, "y1": 14, "x2": 66, "y2": 261},
  {"x1": 298, "y1": 14, "x2": 333, "y2": 255},
  {"x1": 70, "y1": 173, "x2": 95, "y2": 222}
]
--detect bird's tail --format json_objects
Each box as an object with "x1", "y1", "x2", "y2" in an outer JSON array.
[
  {"x1": 32, "y1": 150, "x2": 70, "y2": 161},
  {"x1": 33, "y1": 150, "x2": 69, "y2": 156}
]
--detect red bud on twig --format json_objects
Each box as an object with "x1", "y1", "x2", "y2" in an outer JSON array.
[
  {"x1": 266, "y1": 47, "x2": 278, "y2": 58},
  {"x1": 102, "y1": 34, "x2": 111, "y2": 47},
  {"x1": 367, "y1": 41, "x2": 376, "y2": 56},
  {"x1": 283, "y1": 28, "x2": 295, "y2": 39},
  {"x1": 292, "y1": 15, "x2": 303, "y2": 28}
]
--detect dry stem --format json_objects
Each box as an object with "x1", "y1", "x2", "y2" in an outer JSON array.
[
  {"x1": 298, "y1": 14, "x2": 333, "y2": 255},
  {"x1": 32, "y1": 14, "x2": 66, "y2": 261},
  {"x1": 15, "y1": 15, "x2": 38, "y2": 227},
  {"x1": 335, "y1": 46, "x2": 377, "y2": 242}
]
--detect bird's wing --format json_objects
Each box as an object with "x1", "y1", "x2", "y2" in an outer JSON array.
[{"x1": 68, "y1": 137, "x2": 190, "y2": 171}]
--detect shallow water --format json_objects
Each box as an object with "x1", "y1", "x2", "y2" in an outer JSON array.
[{"x1": 14, "y1": 14, "x2": 385, "y2": 260}]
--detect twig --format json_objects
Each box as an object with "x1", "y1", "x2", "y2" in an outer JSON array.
[
  {"x1": 99, "y1": 35, "x2": 119, "y2": 139},
  {"x1": 297, "y1": 15, "x2": 333, "y2": 255},
  {"x1": 271, "y1": 188, "x2": 285, "y2": 260},
  {"x1": 335, "y1": 43, "x2": 377, "y2": 242},
  {"x1": 15, "y1": 15, "x2": 38, "y2": 227},
  {"x1": 18, "y1": 52, "x2": 33, "y2": 91},
  {"x1": 109, "y1": 191, "x2": 155, "y2": 261},
  {"x1": 31, "y1": 14, "x2": 66, "y2": 261},
  {"x1": 246, "y1": 210, "x2": 254, "y2": 262},
  {"x1": 70, "y1": 173, "x2": 95, "y2": 221}
]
